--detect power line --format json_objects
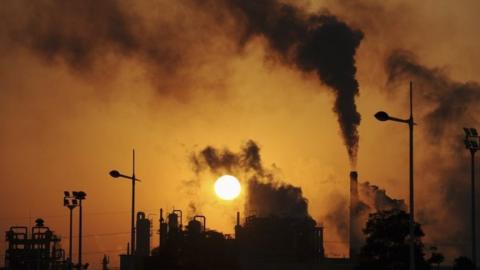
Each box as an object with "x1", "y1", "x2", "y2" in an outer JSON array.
[{"x1": 0, "y1": 208, "x2": 160, "y2": 222}]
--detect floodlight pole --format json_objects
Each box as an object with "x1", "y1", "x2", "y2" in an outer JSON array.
[
  {"x1": 131, "y1": 149, "x2": 136, "y2": 256},
  {"x1": 68, "y1": 206, "x2": 74, "y2": 269},
  {"x1": 470, "y1": 148, "x2": 477, "y2": 268},
  {"x1": 78, "y1": 197, "x2": 83, "y2": 267},
  {"x1": 64, "y1": 193, "x2": 76, "y2": 270},
  {"x1": 464, "y1": 128, "x2": 478, "y2": 268}
]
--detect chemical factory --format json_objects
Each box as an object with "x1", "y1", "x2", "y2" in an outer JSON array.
[
  {"x1": 3, "y1": 171, "x2": 402, "y2": 269},
  {"x1": 4, "y1": 219, "x2": 68, "y2": 269}
]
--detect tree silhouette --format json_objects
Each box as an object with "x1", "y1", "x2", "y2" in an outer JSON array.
[
  {"x1": 427, "y1": 246, "x2": 444, "y2": 270},
  {"x1": 355, "y1": 209, "x2": 431, "y2": 270},
  {"x1": 452, "y1": 256, "x2": 475, "y2": 270}
]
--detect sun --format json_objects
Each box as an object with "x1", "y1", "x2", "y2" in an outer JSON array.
[{"x1": 214, "y1": 175, "x2": 241, "y2": 200}]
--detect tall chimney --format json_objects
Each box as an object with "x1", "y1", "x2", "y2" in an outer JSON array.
[
  {"x1": 349, "y1": 171, "x2": 359, "y2": 260},
  {"x1": 235, "y1": 211, "x2": 241, "y2": 240}
]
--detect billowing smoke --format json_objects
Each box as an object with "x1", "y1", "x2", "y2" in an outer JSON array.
[
  {"x1": 358, "y1": 181, "x2": 406, "y2": 212},
  {"x1": 190, "y1": 140, "x2": 309, "y2": 218},
  {"x1": 225, "y1": 0, "x2": 364, "y2": 165},
  {"x1": 350, "y1": 176, "x2": 406, "y2": 254},
  {"x1": 1, "y1": 0, "x2": 233, "y2": 97},
  {"x1": 386, "y1": 49, "x2": 480, "y2": 256},
  {"x1": 3, "y1": 0, "x2": 364, "y2": 164}
]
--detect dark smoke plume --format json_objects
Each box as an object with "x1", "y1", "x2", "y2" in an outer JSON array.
[
  {"x1": 2, "y1": 0, "x2": 230, "y2": 97},
  {"x1": 4, "y1": 0, "x2": 364, "y2": 164},
  {"x1": 6, "y1": 0, "x2": 138, "y2": 71},
  {"x1": 226, "y1": 0, "x2": 364, "y2": 165},
  {"x1": 386, "y1": 49, "x2": 480, "y2": 256},
  {"x1": 358, "y1": 181, "x2": 406, "y2": 212},
  {"x1": 190, "y1": 140, "x2": 309, "y2": 218},
  {"x1": 349, "y1": 179, "x2": 406, "y2": 252}
]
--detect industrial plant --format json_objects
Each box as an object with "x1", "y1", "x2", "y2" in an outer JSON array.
[{"x1": 4, "y1": 169, "x2": 396, "y2": 270}]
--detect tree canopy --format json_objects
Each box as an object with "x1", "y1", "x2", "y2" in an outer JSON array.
[{"x1": 355, "y1": 209, "x2": 432, "y2": 270}]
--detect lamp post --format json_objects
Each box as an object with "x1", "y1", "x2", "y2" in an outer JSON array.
[
  {"x1": 464, "y1": 127, "x2": 478, "y2": 268},
  {"x1": 63, "y1": 192, "x2": 78, "y2": 269},
  {"x1": 375, "y1": 81, "x2": 415, "y2": 270},
  {"x1": 72, "y1": 191, "x2": 86, "y2": 268},
  {"x1": 109, "y1": 149, "x2": 140, "y2": 255}
]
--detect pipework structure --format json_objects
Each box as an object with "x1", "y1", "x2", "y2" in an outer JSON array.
[{"x1": 5, "y1": 219, "x2": 65, "y2": 269}]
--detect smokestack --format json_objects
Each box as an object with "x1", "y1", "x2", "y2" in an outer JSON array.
[
  {"x1": 349, "y1": 171, "x2": 359, "y2": 260},
  {"x1": 235, "y1": 211, "x2": 242, "y2": 240},
  {"x1": 159, "y1": 208, "x2": 167, "y2": 249}
]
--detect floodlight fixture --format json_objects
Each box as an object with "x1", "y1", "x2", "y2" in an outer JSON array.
[
  {"x1": 73, "y1": 191, "x2": 86, "y2": 200},
  {"x1": 464, "y1": 127, "x2": 480, "y2": 151}
]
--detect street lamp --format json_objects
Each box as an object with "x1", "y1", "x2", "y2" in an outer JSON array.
[
  {"x1": 109, "y1": 149, "x2": 140, "y2": 255},
  {"x1": 63, "y1": 192, "x2": 78, "y2": 269},
  {"x1": 464, "y1": 127, "x2": 478, "y2": 268},
  {"x1": 375, "y1": 81, "x2": 416, "y2": 270},
  {"x1": 72, "y1": 191, "x2": 86, "y2": 268}
]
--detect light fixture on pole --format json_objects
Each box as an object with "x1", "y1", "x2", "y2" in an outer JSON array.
[
  {"x1": 375, "y1": 81, "x2": 416, "y2": 270},
  {"x1": 63, "y1": 191, "x2": 78, "y2": 270},
  {"x1": 109, "y1": 149, "x2": 140, "y2": 256},
  {"x1": 72, "y1": 191, "x2": 86, "y2": 269},
  {"x1": 464, "y1": 127, "x2": 478, "y2": 268}
]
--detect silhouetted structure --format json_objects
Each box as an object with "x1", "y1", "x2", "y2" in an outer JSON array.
[
  {"x1": 237, "y1": 214, "x2": 323, "y2": 262},
  {"x1": 120, "y1": 211, "x2": 152, "y2": 270},
  {"x1": 109, "y1": 149, "x2": 139, "y2": 256},
  {"x1": 4, "y1": 219, "x2": 66, "y2": 270},
  {"x1": 375, "y1": 81, "x2": 416, "y2": 270},
  {"x1": 120, "y1": 208, "x2": 326, "y2": 270},
  {"x1": 350, "y1": 171, "x2": 361, "y2": 259},
  {"x1": 136, "y1": 212, "x2": 151, "y2": 257},
  {"x1": 102, "y1": 255, "x2": 110, "y2": 270},
  {"x1": 63, "y1": 191, "x2": 78, "y2": 268},
  {"x1": 463, "y1": 127, "x2": 478, "y2": 268},
  {"x1": 143, "y1": 209, "x2": 238, "y2": 270}
]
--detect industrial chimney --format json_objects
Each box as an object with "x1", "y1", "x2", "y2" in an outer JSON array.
[{"x1": 349, "y1": 171, "x2": 360, "y2": 260}]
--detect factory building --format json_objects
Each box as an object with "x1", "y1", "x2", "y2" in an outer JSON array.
[
  {"x1": 118, "y1": 207, "x2": 326, "y2": 270},
  {"x1": 4, "y1": 218, "x2": 67, "y2": 270}
]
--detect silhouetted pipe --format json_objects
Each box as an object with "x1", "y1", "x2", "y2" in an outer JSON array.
[
  {"x1": 173, "y1": 210, "x2": 182, "y2": 227},
  {"x1": 194, "y1": 215, "x2": 206, "y2": 232},
  {"x1": 349, "y1": 171, "x2": 359, "y2": 259}
]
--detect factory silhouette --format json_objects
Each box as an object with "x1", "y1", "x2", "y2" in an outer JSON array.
[{"x1": 3, "y1": 169, "x2": 407, "y2": 270}]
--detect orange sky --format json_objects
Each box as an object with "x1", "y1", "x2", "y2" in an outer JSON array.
[{"x1": 1, "y1": 0, "x2": 480, "y2": 268}]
